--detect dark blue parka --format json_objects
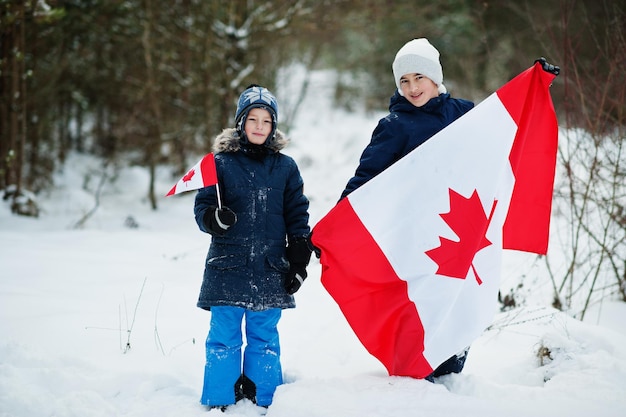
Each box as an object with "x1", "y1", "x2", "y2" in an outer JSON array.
[
  {"x1": 194, "y1": 128, "x2": 310, "y2": 311},
  {"x1": 341, "y1": 91, "x2": 474, "y2": 199}
]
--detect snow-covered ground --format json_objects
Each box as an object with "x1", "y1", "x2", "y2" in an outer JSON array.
[{"x1": 1, "y1": 69, "x2": 625, "y2": 417}]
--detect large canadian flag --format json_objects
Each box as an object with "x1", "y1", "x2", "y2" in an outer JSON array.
[
  {"x1": 311, "y1": 61, "x2": 558, "y2": 378},
  {"x1": 165, "y1": 153, "x2": 218, "y2": 197}
]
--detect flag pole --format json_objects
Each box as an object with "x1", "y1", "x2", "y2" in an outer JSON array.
[{"x1": 215, "y1": 181, "x2": 222, "y2": 209}]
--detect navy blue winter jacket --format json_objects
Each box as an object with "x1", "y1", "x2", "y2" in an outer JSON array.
[
  {"x1": 341, "y1": 91, "x2": 474, "y2": 199},
  {"x1": 194, "y1": 128, "x2": 310, "y2": 311}
]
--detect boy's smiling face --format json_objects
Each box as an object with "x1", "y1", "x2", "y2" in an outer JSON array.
[
  {"x1": 400, "y1": 73, "x2": 439, "y2": 107},
  {"x1": 244, "y1": 107, "x2": 273, "y2": 145}
]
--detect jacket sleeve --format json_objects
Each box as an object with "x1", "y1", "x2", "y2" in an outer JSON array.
[
  {"x1": 194, "y1": 184, "x2": 219, "y2": 234},
  {"x1": 340, "y1": 116, "x2": 405, "y2": 199},
  {"x1": 283, "y1": 159, "x2": 311, "y2": 240}
]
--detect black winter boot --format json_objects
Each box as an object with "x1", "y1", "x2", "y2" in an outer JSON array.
[
  {"x1": 235, "y1": 374, "x2": 257, "y2": 403},
  {"x1": 426, "y1": 347, "x2": 470, "y2": 381}
]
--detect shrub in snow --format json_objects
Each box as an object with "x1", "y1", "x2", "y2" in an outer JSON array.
[{"x1": 3, "y1": 185, "x2": 39, "y2": 218}]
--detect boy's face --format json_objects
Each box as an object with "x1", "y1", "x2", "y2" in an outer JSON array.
[
  {"x1": 399, "y1": 73, "x2": 439, "y2": 107},
  {"x1": 244, "y1": 107, "x2": 273, "y2": 145}
]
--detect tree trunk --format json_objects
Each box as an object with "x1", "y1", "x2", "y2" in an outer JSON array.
[
  {"x1": 142, "y1": 0, "x2": 162, "y2": 210},
  {"x1": 0, "y1": 1, "x2": 26, "y2": 196}
]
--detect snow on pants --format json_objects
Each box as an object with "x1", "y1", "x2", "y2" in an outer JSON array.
[{"x1": 200, "y1": 306, "x2": 283, "y2": 407}]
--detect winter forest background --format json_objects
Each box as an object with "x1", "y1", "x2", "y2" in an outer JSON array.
[{"x1": 1, "y1": 1, "x2": 625, "y2": 326}]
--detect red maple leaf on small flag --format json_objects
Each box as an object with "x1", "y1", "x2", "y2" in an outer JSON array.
[
  {"x1": 425, "y1": 189, "x2": 497, "y2": 285},
  {"x1": 182, "y1": 168, "x2": 196, "y2": 183},
  {"x1": 165, "y1": 153, "x2": 218, "y2": 196}
]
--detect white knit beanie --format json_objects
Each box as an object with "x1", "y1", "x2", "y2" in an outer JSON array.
[{"x1": 392, "y1": 38, "x2": 447, "y2": 95}]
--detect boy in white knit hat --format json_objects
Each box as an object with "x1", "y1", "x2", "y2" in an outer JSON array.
[
  {"x1": 340, "y1": 38, "x2": 474, "y2": 380},
  {"x1": 393, "y1": 37, "x2": 448, "y2": 100},
  {"x1": 342, "y1": 38, "x2": 473, "y2": 197}
]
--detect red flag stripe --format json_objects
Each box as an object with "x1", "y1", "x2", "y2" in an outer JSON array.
[
  {"x1": 165, "y1": 184, "x2": 177, "y2": 197},
  {"x1": 314, "y1": 199, "x2": 433, "y2": 378},
  {"x1": 497, "y1": 63, "x2": 558, "y2": 254},
  {"x1": 200, "y1": 153, "x2": 218, "y2": 187}
]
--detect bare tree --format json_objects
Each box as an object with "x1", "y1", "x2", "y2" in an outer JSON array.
[
  {"x1": 140, "y1": 0, "x2": 163, "y2": 210},
  {"x1": 518, "y1": 1, "x2": 626, "y2": 318}
]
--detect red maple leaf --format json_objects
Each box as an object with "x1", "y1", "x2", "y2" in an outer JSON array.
[
  {"x1": 182, "y1": 168, "x2": 196, "y2": 183},
  {"x1": 425, "y1": 189, "x2": 497, "y2": 285}
]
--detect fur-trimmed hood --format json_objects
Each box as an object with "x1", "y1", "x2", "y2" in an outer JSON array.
[{"x1": 212, "y1": 128, "x2": 289, "y2": 154}]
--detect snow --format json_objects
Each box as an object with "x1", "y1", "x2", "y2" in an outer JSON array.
[{"x1": 2, "y1": 68, "x2": 626, "y2": 417}]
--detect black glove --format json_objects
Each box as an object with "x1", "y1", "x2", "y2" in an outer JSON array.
[
  {"x1": 307, "y1": 231, "x2": 321, "y2": 259},
  {"x1": 285, "y1": 264, "x2": 307, "y2": 295},
  {"x1": 284, "y1": 237, "x2": 312, "y2": 294},
  {"x1": 204, "y1": 205, "x2": 237, "y2": 236}
]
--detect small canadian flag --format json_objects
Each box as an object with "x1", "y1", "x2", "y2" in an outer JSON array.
[{"x1": 165, "y1": 153, "x2": 218, "y2": 197}]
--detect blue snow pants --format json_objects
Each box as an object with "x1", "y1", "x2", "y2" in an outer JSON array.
[{"x1": 200, "y1": 306, "x2": 283, "y2": 407}]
